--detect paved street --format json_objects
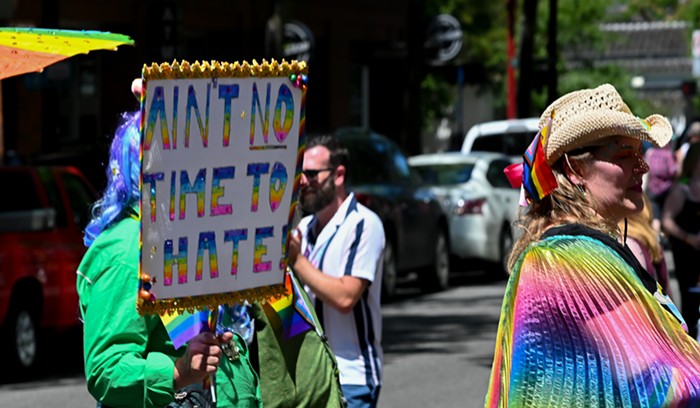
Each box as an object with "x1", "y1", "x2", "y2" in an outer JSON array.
[
  {"x1": 0, "y1": 256, "x2": 679, "y2": 407},
  {"x1": 0, "y1": 268, "x2": 507, "y2": 408},
  {"x1": 380, "y1": 272, "x2": 506, "y2": 407}
]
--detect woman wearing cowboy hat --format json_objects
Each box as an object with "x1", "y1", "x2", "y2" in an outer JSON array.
[{"x1": 486, "y1": 84, "x2": 700, "y2": 407}]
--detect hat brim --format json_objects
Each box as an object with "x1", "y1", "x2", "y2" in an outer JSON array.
[{"x1": 545, "y1": 111, "x2": 672, "y2": 164}]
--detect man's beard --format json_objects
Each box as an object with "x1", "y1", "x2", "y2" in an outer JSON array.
[{"x1": 300, "y1": 176, "x2": 336, "y2": 215}]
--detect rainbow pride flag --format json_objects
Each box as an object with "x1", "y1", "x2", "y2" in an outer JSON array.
[
  {"x1": 522, "y1": 116, "x2": 557, "y2": 202},
  {"x1": 160, "y1": 308, "x2": 210, "y2": 349},
  {"x1": 268, "y1": 271, "x2": 315, "y2": 339}
]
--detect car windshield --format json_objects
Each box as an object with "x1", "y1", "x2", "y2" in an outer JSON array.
[
  {"x1": 471, "y1": 131, "x2": 534, "y2": 156},
  {"x1": 0, "y1": 171, "x2": 43, "y2": 212},
  {"x1": 341, "y1": 136, "x2": 412, "y2": 185},
  {"x1": 411, "y1": 163, "x2": 474, "y2": 185}
]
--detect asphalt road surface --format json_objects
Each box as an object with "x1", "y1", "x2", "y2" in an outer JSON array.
[
  {"x1": 380, "y1": 271, "x2": 506, "y2": 407},
  {"x1": 0, "y1": 267, "x2": 506, "y2": 408},
  {"x1": 0, "y1": 254, "x2": 680, "y2": 407}
]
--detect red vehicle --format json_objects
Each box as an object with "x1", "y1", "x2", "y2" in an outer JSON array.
[{"x1": 0, "y1": 165, "x2": 96, "y2": 376}]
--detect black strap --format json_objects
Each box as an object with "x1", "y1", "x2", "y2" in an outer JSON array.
[
  {"x1": 541, "y1": 224, "x2": 690, "y2": 327},
  {"x1": 542, "y1": 224, "x2": 658, "y2": 295}
]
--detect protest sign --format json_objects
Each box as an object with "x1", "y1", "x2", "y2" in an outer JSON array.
[{"x1": 137, "y1": 60, "x2": 307, "y2": 315}]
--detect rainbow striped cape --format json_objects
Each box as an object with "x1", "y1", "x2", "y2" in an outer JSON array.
[{"x1": 485, "y1": 228, "x2": 700, "y2": 407}]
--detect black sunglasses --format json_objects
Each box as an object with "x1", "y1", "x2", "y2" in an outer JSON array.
[{"x1": 302, "y1": 168, "x2": 334, "y2": 179}]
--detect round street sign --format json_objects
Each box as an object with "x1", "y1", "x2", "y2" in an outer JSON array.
[
  {"x1": 283, "y1": 21, "x2": 314, "y2": 62},
  {"x1": 424, "y1": 14, "x2": 463, "y2": 65}
]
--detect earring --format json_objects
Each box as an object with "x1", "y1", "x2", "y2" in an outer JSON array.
[{"x1": 576, "y1": 184, "x2": 586, "y2": 196}]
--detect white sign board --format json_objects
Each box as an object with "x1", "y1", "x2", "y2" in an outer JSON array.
[{"x1": 137, "y1": 61, "x2": 307, "y2": 314}]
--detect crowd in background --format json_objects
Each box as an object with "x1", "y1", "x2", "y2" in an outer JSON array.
[{"x1": 644, "y1": 119, "x2": 700, "y2": 338}]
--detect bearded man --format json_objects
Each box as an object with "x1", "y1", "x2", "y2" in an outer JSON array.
[{"x1": 288, "y1": 134, "x2": 385, "y2": 408}]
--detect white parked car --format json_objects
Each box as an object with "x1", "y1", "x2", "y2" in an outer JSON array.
[
  {"x1": 408, "y1": 151, "x2": 521, "y2": 275},
  {"x1": 461, "y1": 117, "x2": 539, "y2": 157}
]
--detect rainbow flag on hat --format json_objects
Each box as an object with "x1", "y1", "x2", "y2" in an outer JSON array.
[
  {"x1": 522, "y1": 115, "x2": 558, "y2": 202},
  {"x1": 268, "y1": 271, "x2": 315, "y2": 339}
]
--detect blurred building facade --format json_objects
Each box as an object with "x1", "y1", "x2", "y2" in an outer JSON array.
[
  {"x1": 4, "y1": 1, "x2": 694, "y2": 188},
  {"x1": 564, "y1": 21, "x2": 695, "y2": 135},
  {"x1": 2, "y1": 0, "x2": 459, "y2": 189}
]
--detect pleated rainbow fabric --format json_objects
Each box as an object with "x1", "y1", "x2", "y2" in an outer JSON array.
[{"x1": 485, "y1": 234, "x2": 700, "y2": 407}]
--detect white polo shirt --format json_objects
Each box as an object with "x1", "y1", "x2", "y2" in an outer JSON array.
[{"x1": 298, "y1": 193, "x2": 385, "y2": 387}]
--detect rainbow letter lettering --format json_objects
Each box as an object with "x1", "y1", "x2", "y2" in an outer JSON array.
[
  {"x1": 196, "y1": 231, "x2": 219, "y2": 280},
  {"x1": 164, "y1": 237, "x2": 188, "y2": 285},
  {"x1": 250, "y1": 82, "x2": 271, "y2": 145},
  {"x1": 254, "y1": 226, "x2": 273, "y2": 273},
  {"x1": 247, "y1": 163, "x2": 270, "y2": 212},
  {"x1": 211, "y1": 166, "x2": 235, "y2": 216},
  {"x1": 218, "y1": 84, "x2": 239, "y2": 147},
  {"x1": 273, "y1": 84, "x2": 294, "y2": 143},
  {"x1": 144, "y1": 86, "x2": 171, "y2": 150},
  {"x1": 179, "y1": 168, "x2": 207, "y2": 219},
  {"x1": 269, "y1": 162, "x2": 287, "y2": 212},
  {"x1": 185, "y1": 84, "x2": 210, "y2": 148},
  {"x1": 279, "y1": 224, "x2": 288, "y2": 271},
  {"x1": 224, "y1": 229, "x2": 248, "y2": 276},
  {"x1": 143, "y1": 172, "x2": 164, "y2": 222}
]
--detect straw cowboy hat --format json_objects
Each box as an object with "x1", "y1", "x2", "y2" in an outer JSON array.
[{"x1": 540, "y1": 83, "x2": 672, "y2": 165}]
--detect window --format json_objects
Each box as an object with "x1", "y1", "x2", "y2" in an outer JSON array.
[
  {"x1": 503, "y1": 131, "x2": 535, "y2": 156},
  {"x1": 412, "y1": 163, "x2": 474, "y2": 186},
  {"x1": 471, "y1": 131, "x2": 534, "y2": 156},
  {"x1": 388, "y1": 142, "x2": 411, "y2": 184},
  {"x1": 345, "y1": 138, "x2": 394, "y2": 185},
  {"x1": 0, "y1": 171, "x2": 43, "y2": 213},
  {"x1": 38, "y1": 168, "x2": 68, "y2": 227},
  {"x1": 61, "y1": 172, "x2": 95, "y2": 230},
  {"x1": 471, "y1": 134, "x2": 504, "y2": 153},
  {"x1": 487, "y1": 160, "x2": 515, "y2": 188}
]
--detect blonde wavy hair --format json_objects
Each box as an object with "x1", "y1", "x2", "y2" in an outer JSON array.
[
  {"x1": 621, "y1": 193, "x2": 663, "y2": 262},
  {"x1": 507, "y1": 151, "x2": 623, "y2": 271}
]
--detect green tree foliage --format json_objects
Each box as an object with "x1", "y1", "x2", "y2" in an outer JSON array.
[
  {"x1": 557, "y1": 66, "x2": 658, "y2": 116},
  {"x1": 421, "y1": 73, "x2": 456, "y2": 129},
  {"x1": 675, "y1": 1, "x2": 700, "y2": 114},
  {"x1": 420, "y1": 0, "x2": 509, "y2": 131},
  {"x1": 426, "y1": 0, "x2": 508, "y2": 79},
  {"x1": 620, "y1": 0, "x2": 686, "y2": 21},
  {"x1": 420, "y1": 0, "x2": 700, "y2": 131},
  {"x1": 547, "y1": 0, "x2": 609, "y2": 60},
  {"x1": 530, "y1": 0, "x2": 700, "y2": 116},
  {"x1": 677, "y1": 1, "x2": 700, "y2": 26}
]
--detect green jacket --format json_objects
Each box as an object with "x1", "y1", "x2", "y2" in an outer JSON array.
[
  {"x1": 253, "y1": 271, "x2": 346, "y2": 408},
  {"x1": 77, "y1": 217, "x2": 261, "y2": 408}
]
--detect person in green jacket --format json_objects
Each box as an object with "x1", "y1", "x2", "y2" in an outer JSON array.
[{"x1": 77, "y1": 109, "x2": 261, "y2": 408}]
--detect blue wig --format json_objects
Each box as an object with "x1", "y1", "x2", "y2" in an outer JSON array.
[{"x1": 83, "y1": 110, "x2": 141, "y2": 247}]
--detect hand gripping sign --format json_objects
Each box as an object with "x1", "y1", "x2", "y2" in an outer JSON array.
[{"x1": 136, "y1": 60, "x2": 308, "y2": 316}]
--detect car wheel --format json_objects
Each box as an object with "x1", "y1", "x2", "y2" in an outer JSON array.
[
  {"x1": 5, "y1": 301, "x2": 40, "y2": 377},
  {"x1": 381, "y1": 240, "x2": 398, "y2": 303},
  {"x1": 419, "y1": 229, "x2": 450, "y2": 293}
]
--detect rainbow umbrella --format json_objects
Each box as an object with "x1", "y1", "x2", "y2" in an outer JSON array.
[{"x1": 0, "y1": 27, "x2": 135, "y2": 80}]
